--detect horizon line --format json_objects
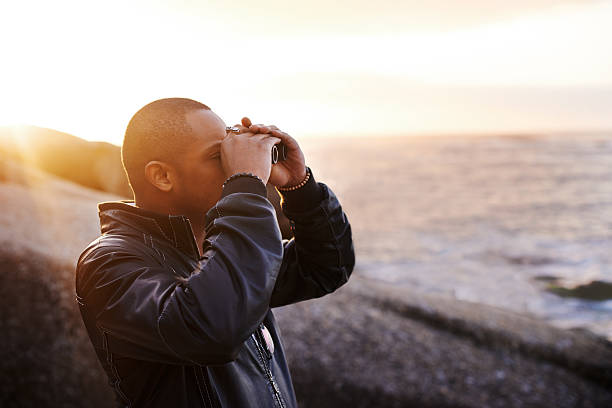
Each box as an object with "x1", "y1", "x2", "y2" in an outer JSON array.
[{"x1": 1, "y1": 123, "x2": 611, "y2": 147}]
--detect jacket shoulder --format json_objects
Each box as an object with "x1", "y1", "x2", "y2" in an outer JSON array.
[
  {"x1": 75, "y1": 233, "x2": 150, "y2": 294},
  {"x1": 78, "y1": 233, "x2": 142, "y2": 262}
]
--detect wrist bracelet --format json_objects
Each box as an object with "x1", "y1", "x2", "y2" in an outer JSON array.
[
  {"x1": 277, "y1": 167, "x2": 311, "y2": 191},
  {"x1": 222, "y1": 172, "x2": 265, "y2": 189}
]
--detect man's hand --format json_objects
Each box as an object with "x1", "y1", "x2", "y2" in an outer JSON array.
[
  {"x1": 238, "y1": 117, "x2": 307, "y2": 189},
  {"x1": 220, "y1": 126, "x2": 281, "y2": 185}
]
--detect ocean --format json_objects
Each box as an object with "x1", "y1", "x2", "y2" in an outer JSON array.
[{"x1": 301, "y1": 132, "x2": 612, "y2": 341}]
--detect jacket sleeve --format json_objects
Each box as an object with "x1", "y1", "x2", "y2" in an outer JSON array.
[
  {"x1": 269, "y1": 167, "x2": 355, "y2": 308},
  {"x1": 75, "y1": 177, "x2": 283, "y2": 366}
]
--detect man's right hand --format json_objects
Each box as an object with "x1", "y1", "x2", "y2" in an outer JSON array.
[{"x1": 220, "y1": 129, "x2": 281, "y2": 185}]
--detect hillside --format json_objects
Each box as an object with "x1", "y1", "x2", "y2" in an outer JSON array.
[{"x1": 0, "y1": 125, "x2": 131, "y2": 197}]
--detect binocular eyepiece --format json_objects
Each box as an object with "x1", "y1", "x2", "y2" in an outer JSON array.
[
  {"x1": 271, "y1": 142, "x2": 288, "y2": 164},
  {"x1": 226, "y1": 126, "x2": 288, "y2": 164}
]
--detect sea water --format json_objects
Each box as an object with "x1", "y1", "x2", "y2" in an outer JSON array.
[{"x1": 302, "y1": 132, "x2": 612, "y2": 341}]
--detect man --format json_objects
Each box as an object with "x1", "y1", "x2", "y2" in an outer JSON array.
[{"x1": 75, "y1": 98, "x2": 355, "y2": 407}]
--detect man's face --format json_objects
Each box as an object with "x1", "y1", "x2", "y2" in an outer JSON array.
[{"x1": 171, "y1": 109, "x2": 228, "y2": 216}]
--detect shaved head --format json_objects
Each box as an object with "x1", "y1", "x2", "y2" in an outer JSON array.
[{"x1": 121, "y1": 98, "x2": 211, "y2": 195}]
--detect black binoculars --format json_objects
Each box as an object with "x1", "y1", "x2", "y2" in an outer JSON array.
[
  {"x1": 271, "y1": 143, "x2": 288, "y2": 164},
  {"x1": 226, "y1": 126, "x2": 288, "y2": 164}
]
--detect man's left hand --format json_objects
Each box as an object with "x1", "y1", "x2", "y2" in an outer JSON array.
[{"x1": 236, "y1": 117, "x2": 307, "y2": 189}]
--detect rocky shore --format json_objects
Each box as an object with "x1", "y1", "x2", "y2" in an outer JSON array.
[
  {"x1": 276, "y1": 274, "x2": 612, "y2": 407},
  {"x1": 1, "y1": 150, "x2": 611, "y2": 407}
]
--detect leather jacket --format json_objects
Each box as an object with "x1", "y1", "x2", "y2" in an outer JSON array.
[{"x1": 75, "y1": 167, "x2": 355, "y2": 407}]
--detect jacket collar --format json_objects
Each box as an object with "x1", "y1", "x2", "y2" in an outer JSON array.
[{"x1": 97, "y1": 200, "x2": 201, "y2": 261}]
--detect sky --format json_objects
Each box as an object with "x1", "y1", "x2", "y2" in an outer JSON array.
[{"x1": 0, "y1": 0, "x2": 611, "y2": 144}]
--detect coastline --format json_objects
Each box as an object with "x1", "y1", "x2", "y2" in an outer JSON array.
[{"x1": 1, "y1": 136, "x2": 611, "y2": 407}]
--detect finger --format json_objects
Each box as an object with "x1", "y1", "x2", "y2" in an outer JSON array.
[
  {"x1": 250, "y1": 124, "x2": 271, "y2": 134},
  {"x1": 247, "y1": 124, "x2": 260, "y2": 134},
  {"x1": 269, "y1": 129, "x2": 286, "y2": 137},
  {"x1": 258, "y1": 126, "x2": 271, "y2": 134},
  {"x1": 270, "y1": 129, "x2": 298, "y2": 147},
  {"x1": 242, "y1": 117, "x2": 252, "y2": 127}
]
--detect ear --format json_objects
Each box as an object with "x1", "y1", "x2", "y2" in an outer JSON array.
[{"x1": 143, "y1": 161, "x2": 175, "y2": 193}]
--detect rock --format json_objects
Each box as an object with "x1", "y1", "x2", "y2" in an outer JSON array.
[
  {"x1": 0, "y1": 248, "x2": 115, "y2": 408},
  {"x1": 274, "y1": 275, "x2": 612, "y2": 407},
  {"x1": 547, "y1": 280, "x2": 612, "y2": 301},
  {"x1": 0, "y1": 126, "x2": 132, "y2": 198},
  {"x1": 1, "y1": 146, "x2": 611, "y2": 407}
]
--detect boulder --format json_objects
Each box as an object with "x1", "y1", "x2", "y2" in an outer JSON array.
[
  {"x1": 1, "y1": 151, "x2": 611, "y2": 408},
  {"x1": 275, "y1": 275, "x2": 612, "y2": 407},
  {"x1": 0, "y1": 126, "x2": 132, "y2": 198}
]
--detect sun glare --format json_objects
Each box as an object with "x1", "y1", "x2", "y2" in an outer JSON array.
[{"x1": 0, "y1": 1, "x2": 610, "y2": 143}]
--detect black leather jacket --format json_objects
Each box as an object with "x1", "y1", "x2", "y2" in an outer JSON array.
[{"x1": 75, "y1": 167, "x2": 355, "y2": 408}]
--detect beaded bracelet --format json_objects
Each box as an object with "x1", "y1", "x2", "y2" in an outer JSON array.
[
  {"x1": 277, "y1": 168, "x2": 311, "y2": 191},
  {"x1": 222, "y1": 172, "x2": 265, "y2": 189}
]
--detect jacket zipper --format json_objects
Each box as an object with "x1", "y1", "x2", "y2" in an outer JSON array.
[{"x1": 251, "y1": 330, "x2": 286, "y2": 408}]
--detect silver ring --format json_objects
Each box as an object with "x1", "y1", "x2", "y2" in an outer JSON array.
[{"x1": 226, "y1": 126, "x2": 240, "y2": 133}]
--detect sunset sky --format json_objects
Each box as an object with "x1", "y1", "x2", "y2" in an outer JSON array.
[{"x1": 0, "y1": 0, "x2": 611, "y2": 144}]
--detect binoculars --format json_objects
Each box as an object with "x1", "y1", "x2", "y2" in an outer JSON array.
[
  {"x1": 226, "y1": 127, "x2": 288, "y2": 164},
  {"x1": 271, "y1": 143, "x2": 288, "y2": 164}
]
